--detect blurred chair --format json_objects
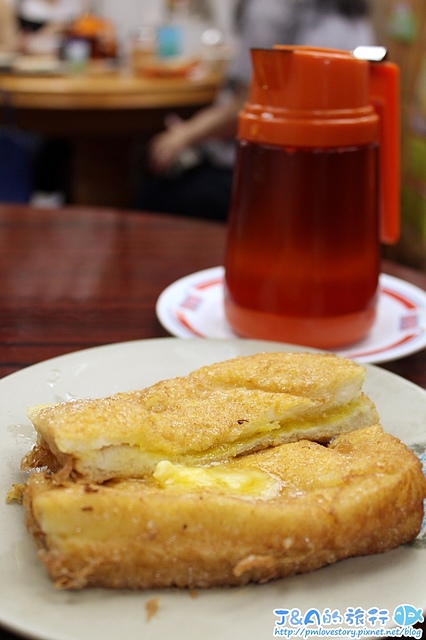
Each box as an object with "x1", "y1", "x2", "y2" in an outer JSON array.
[{"x1": 0, "y1": 91, "x2": 33, "y2": 203}]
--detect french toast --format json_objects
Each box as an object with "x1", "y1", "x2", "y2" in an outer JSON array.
[
  {"x1": 22, "y1": 351, "x2": 379, "y2": 482},
  {"x1": 23, "y1": 425, "x2": 426, "y2": 590}
]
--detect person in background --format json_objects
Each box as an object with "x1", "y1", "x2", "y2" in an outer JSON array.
[
  {"x1": 16, "y1": 0, "x2": 80, "y2": 33},
  {"x1": 0, "y1": 0, "x2": 18, "y2": 51},
  {"x1": 11, "y1": 0, "x2": 82, "y2": 205},
  {"x1": 16, "y1": 0, "x2": 81, "y2": 53},
  {"x1": 136, "y1": 0, "x2": 376, "y2": 221}
]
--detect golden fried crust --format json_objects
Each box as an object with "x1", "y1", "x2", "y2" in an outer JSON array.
[
  {"x1": 23, "y1": 426, "x2": 426, "y2": 590},
  {"x1": 188, "y1": 351, "x2": 364, "y2": 401},
  {"x1": 23, "y1": 352, "x2": 378, "y2": 482}
]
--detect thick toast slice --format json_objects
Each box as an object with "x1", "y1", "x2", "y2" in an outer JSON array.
[
  {"x1": 22, "y1": 352, "x2": 378, "y2": 482},
  {"x1": 23, "y1": 425, "x2": 426, "y2": 590}
]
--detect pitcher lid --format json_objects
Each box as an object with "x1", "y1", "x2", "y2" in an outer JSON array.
[{"x1": 239, "y1": 46, "x2": 379, "y2": 147}]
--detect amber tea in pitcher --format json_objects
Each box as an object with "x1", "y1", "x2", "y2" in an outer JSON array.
[{"x1": 224, "y1": 46, "x2": 400, "y2": 349}]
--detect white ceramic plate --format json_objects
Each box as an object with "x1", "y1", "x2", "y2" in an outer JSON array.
[
  {"x1": 156, "y1": 267, "x2": 426, "y2": 364},
  {"x1": 0, "y1": 338, "x2": 425, "y2": 640}
]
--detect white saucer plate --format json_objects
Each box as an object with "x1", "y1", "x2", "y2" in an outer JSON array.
[{"x1": 156, "y1": 267, "x2": 426, "y2": 364}]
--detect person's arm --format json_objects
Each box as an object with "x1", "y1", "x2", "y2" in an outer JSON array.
[
  {"x1": 148, "y1": 0, "x2": 297, "y2": 175},
  {"x1": 148, "y1": 83, "x2": 249, "y2": 174}
]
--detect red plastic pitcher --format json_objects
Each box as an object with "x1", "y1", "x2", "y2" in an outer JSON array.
[{"x1": 224, "y1": 46, "x2": 400, "y2": 348}]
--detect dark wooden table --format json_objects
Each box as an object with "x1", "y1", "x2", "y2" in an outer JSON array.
[{"x1": 0, "y1": 204, "x2": 424, "y2": 639}]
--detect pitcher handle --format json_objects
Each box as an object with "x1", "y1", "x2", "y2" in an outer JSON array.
[{"x1": 369, "y1": 60, "x2": 400, "y2": 245}]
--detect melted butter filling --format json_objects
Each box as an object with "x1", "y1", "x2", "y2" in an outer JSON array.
[
  {"x1": 153, "y1": 397, "x2": 366, "y2": 463},
  {"x1": 153, "y1": 460, "x2": 280, "y2": 499},
  {"x1": 74, "y1": 397, "x2": 371, "y2": 477}
]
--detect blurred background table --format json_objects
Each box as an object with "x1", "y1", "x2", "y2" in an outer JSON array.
[
  {"x1": 0, "y1": 66, "x2": 222, "y2": 207},
  {"x1": 0, "y1": 204, "x2": 424, "y2": 640}
]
